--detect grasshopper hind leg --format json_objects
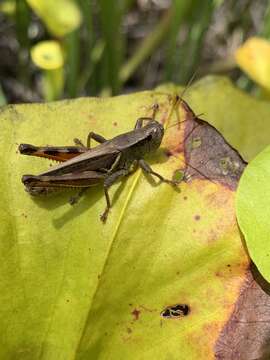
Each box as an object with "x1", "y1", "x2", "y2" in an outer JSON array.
[{"x1": 74, "y1": 132, "x2": 107, "y2": 149}]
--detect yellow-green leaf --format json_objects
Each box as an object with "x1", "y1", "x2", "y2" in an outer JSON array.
[
  {"x1": 26, "y1": 0, "x2": 82, "y2": 37},
  {"x1": 2, "y1": 77, "x2": 270, "y2": 359}
]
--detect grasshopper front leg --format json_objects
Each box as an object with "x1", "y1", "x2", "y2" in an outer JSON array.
[{"x1": 138, "y1": 159, "x2": 178, "y2": 186}]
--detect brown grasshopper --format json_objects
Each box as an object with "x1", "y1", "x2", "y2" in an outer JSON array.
[{"x1": 19, "y1": 104, "x2": 179, "y2": 222}]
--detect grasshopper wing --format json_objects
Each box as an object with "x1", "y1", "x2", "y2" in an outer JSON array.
[{"x1": 39, "y1": 142, "x2": 120, "y2": 176}]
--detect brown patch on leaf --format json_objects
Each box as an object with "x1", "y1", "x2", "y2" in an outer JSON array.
[
  {"x1": 215, "y1": 265, "x2": 270, "y2": 359},
  {"x1": 179, "y1": 100, "x2": 246, "y2": 190},
  {"x1": 131, "y1": 308, "x2": 140, "y2": 321},
  {"x1": 164, "y1": 148, "x2": 173, "y2": 157}
]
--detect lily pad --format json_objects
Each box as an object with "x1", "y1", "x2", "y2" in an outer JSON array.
[
  {"x1": 1, "y1": 77, "x2": 270, "y2": 359},
  {"x1": 236, "y1": 145, "x2": 270, "y2": 282}
]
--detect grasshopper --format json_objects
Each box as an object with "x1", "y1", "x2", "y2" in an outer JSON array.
[{"x1": 19, "y1": 104, "x2": 179, "y2": 222}]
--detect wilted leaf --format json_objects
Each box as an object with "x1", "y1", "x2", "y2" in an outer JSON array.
[
  {"x1": 1, "y1": 77, "x2": 270, "y2": 359},
  {"x1": 236, "y1": 145, "x2": 270, "y2": 282},
  {"x1": 182, "y1": 75, "x2": 270, "y2": 161}
]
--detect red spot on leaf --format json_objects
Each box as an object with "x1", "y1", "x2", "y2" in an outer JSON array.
[{"x1": 131, "y1": 308, "x2": 140, "y2": 321}]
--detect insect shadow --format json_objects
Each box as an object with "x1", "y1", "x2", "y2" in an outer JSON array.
[
  {"x1": 52, "y1": 179, "x2": 127, "y2": 228},
  {"x1": 28, "y1": 184, "x2": 104, "y2": 228},
  {"x1": 52, "y1": 153, "x2": 178, "y2": 228}
]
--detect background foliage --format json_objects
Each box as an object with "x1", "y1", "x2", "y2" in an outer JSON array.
[{"x1": 1, "y1": 0, "x2": 270, "y2": 103}]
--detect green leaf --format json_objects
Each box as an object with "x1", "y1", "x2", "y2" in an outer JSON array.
[
  {"x1": 2, "y1": 76, "x2": 270, "y2": 359},
  {"x1": 236, "y1": 145, "x2": 270, "y2": 282},
  {"x1": 26, "y1": 0, "x2": 82, "y2": 37}
]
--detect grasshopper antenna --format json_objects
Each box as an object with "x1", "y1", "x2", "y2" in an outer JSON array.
[
  {"x1": 165, "y1": 70, "x2": 200, "y2": 130},
  {"x1": 177, "y1": 70, "x2": 198, "y2": 104}
]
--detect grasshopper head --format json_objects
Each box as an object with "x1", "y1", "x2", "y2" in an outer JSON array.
[{"x1": 145, "y1": 120, "x2": 164, "y2": 153}]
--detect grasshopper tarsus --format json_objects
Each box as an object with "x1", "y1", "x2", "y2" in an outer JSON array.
[
  {"x1": 69, "y1": 188, "x2": 87, "y2": 205},
  {"x1": 69, "y1": 196, "x2": 77, "y2": 205},
  {"x1": 100, "y1": 207, "x2": 109, "y2": 223},
  {"x1": 73, "y1": 138, "x2": 86, "y2": 148},
  {"x1": 100, "y1": 186, "x2": 112, "y2": 223}
]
